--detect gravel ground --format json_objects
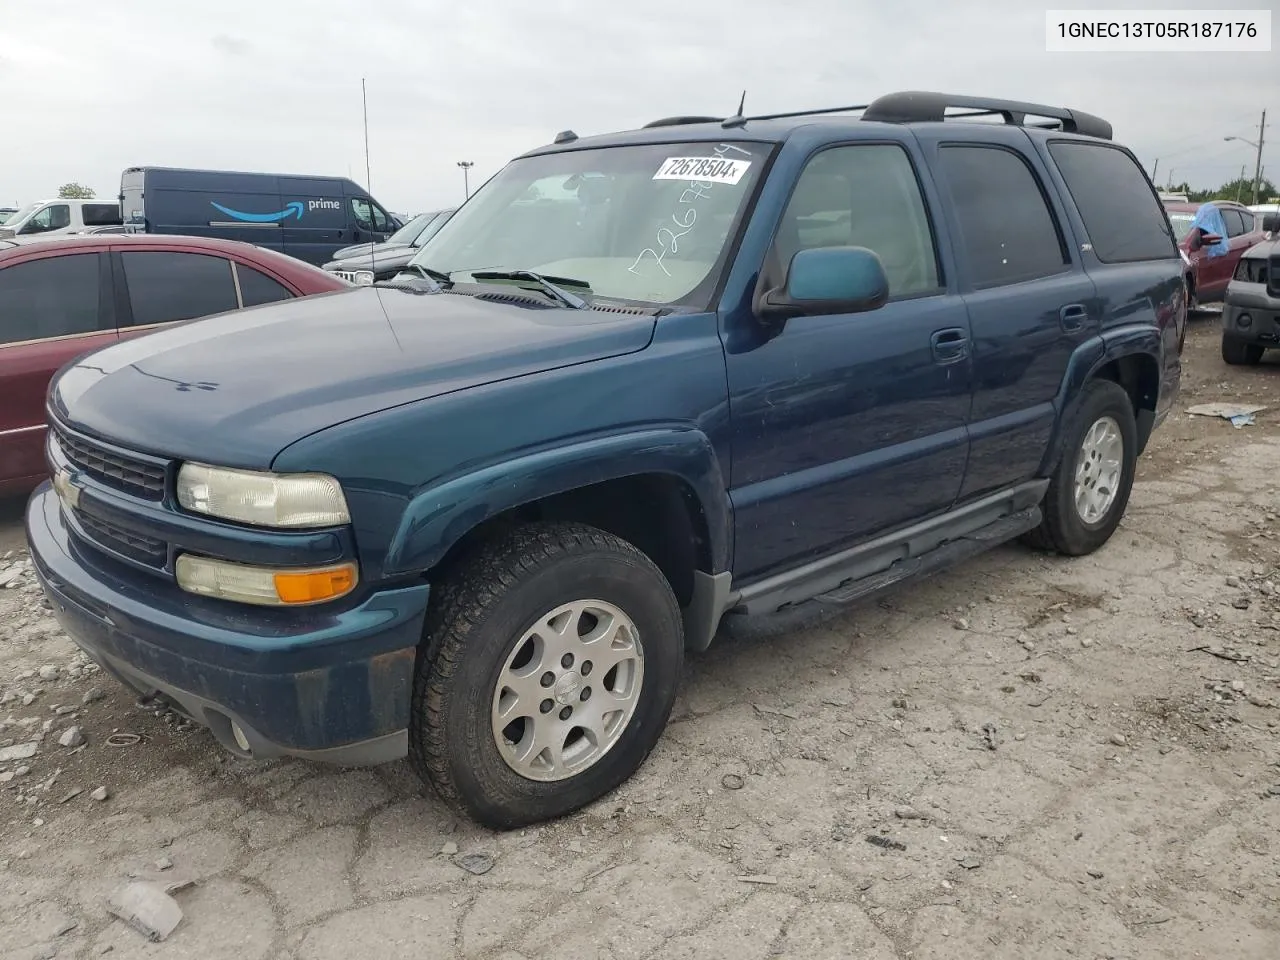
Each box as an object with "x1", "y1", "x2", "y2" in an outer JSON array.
[{"x1": 1, "y1": 314, "x2": 1278, "y2": 959}]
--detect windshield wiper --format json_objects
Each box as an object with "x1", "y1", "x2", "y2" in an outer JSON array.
[
  {"x1": 377, "y1": 263, "x2": 451, "y2": 293},
  {"x1": 468, "y1": 269, "x2": 591, "y2": 309}
]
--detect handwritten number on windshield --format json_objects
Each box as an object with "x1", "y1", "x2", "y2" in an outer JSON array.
[{"x1": 629, "y1": 143, "x2": 752, "y2": 278}]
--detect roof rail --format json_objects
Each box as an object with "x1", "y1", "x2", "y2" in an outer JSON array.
[
  {"x1": 861, "y1": 91, "x2": 1112, "y2": 140},
  {"x1": 643, "y1": 115, "x2": 724, "y2": 129}
]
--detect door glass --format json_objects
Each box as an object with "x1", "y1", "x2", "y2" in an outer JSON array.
[
  {"x1": 235, "y1": 264, "x2": 294, "y2": 307},
  {"x1": 1221, "y1": 209, "x2": 1246, "y2": 237},
  {"x1": 1047, "y1": 141, "x2": 1177, "y2": 262},
  {"x1": 370, "y1": 204, "x2": 390, "y2": 232},
  {"x1": 0, "y1": 254, "x2": 102, "y2": 344},
  {"x1": 350, "y1": 198, "x2": 374, "y2": 230},
  {"x1": 777, "y1": 144, "x2": 941, "y2": 298},
  {"x1": 21, "y1": 205, "x2": 71, "y2": 234},
  {"x1": 937, "y1": 146, "x2": 1068, "y2": 287},
  {"x1": 120, "y1": 251, "x2": 239, "y2": 327}
]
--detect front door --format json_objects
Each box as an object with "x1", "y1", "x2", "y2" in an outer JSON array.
[{"x1": 723, "y1": 140, "x2": 972, "y2": 582}]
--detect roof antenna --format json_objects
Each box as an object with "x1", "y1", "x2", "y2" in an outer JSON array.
[{"x1": 722, "y1": 90, "x2": 747, "y2": 128}]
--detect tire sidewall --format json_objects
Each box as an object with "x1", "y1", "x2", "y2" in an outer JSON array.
[
  {"x1": 1052, "y1": 382, "x2": 1138, "y2": 553},
  {"x1": 435, "y1": 547, "x2": 682, "y2": 827}
]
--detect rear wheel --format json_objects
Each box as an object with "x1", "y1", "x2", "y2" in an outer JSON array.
[
  {"x1": 1221, "y1": 335, "x2": 1264, "y2": 366},
  {"x1": 408, "y1": 521, "x2": 683, "y2": 829},
  {"x1": 1023, "y1": 379, "x2": 1137, "y2": 556}
]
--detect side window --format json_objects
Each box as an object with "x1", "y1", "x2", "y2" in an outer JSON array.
[
  {"x1": 776, "y1": 143, "x2": 941, "y2": 298},
  {"x1": 235, "y1": 264, "x2": 294, "y2": 307},
  {"x1": 370, "y1": 205, "x2": 390, "y2": 232},
  {"x1": 1239, "y1": 210, "x2": 1255, "y2": 234},
  {"x1": 21, "y1": 205, "x2": 70, "y2": 234},
  {"x1": 350, "y1": 198, "x2": 373, "y2": 229},
  {"x1": 936, "y1": 145, "x2": 1067, "y2": 287},
  {"x1": 1047, "y1": 141, "x2": 1177, "y2": 262},
  {"x1": 120, "y1": 251, "x2": 239, "y2": 327},
  {"x1": 81, "y1": 203, "x2": 122, "y2": 227},
  {"x1": 0, "y1": 254, "x2": 102, "y2": 344},
  {"x1": 1221, "y1": 209, "x2": 1246, "y2": 237}
]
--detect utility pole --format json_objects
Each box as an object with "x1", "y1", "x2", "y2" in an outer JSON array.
[
  {"x1": 1252, "y1": 109, "x2": 1266, "y2": 206},
  {"x1": 1151, "y1": 158, "x2": 1159, "y2": 183},
  {"x1": 457, "y1": 161, "x2": 474, "y2": 199},
  {"x1": 1236, "y1": 165, "x2": 1246, "y2": 202}
]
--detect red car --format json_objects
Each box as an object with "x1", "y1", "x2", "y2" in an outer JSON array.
[
  {"x1": 1164, "y1": 199, "x2": 1267, "y2": 311},
  {"x1": 0, "y1": 235, "x2": 351, "y2": 496}
]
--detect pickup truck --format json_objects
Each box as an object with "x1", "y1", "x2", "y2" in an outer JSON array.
[{"x1": 26, "y1": 91, "x2": 1185, "y2": 829}]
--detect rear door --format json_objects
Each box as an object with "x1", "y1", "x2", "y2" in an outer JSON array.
[
  {"x1": 113, "y1": 248, "x2": 241, "y2": 342},
  {"x1": 915, "y1": 125, "x2": 1098, "y2": 501},
  {"x1": 279, "y1": 177, "x2": 349, "y2": 265},
  {"x1": 0, "y1": 250, "x2": 117, "y2": 490}
]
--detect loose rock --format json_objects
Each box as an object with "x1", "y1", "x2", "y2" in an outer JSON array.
[
  {"x1": 0, "y1": 742, "x2": 39, "y2": 762},
  {"x1": 454, "y1": 853, "x2": 494, "y2": 876},
  {"x1": 37, "y1": 665, "x2": 60, "y2": 682},
  {"x1": 1109, "y1": 734, "x2": 1127, "y2": 747},
  {"x1": 440, "y1": 841, "x2": 458, "y2": 857},
  {"x1": 82, "y1": 689, "x2": 106, "y2": 705},
  {"x1": 90, "y1": 786, "x2": 110, "y2": 802},
  {"x1": 58, "y1": 726, "x2": 86, "y2": 748},
  {"x1": 893, "y1": 805, "x2": 925, "y2": 820},
  {"x1": 721, "y1": 773, "x2": 745, "y2": 791}
]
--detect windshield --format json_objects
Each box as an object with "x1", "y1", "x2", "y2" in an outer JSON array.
[
  {"x1": 408, "y1": 140, "x2": 771, "y2": 307},
  {"x1": 411, "y1": 210, "x2": 452, "y2": 247},
  {"x1": 2, "y1": 202, "x2": 40, "y2": 226},
  {"x1": 1166, "y1": 212, "x2": 1195, "y2": 241},
  {"x1": 387, "y1": 212, "x2": 433, "y2": 245}
]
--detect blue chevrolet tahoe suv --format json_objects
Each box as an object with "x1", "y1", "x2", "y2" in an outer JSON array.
[{"x1": 26, "y1": 92, "x2": 1185, "y2": 829}]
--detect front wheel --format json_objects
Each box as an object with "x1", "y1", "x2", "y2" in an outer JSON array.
[
  {"x1": 408, "y1": 521, "x2": 684, "y2": 829},
  {"x1": 1023, "y1": 379, "x2": 1137, "y2": 556},
  {"x1": 1222, "y1": 336, "x2": 1264, "y2": 366}
]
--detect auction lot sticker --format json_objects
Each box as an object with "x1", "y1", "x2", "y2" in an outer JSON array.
[{"x1": 653, "y1": 157, "x2": 751, "y2": 184}]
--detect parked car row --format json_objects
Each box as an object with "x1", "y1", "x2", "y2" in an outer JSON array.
[{"x1": 0, "y1": 235, "x2": 350, "y2": 495}]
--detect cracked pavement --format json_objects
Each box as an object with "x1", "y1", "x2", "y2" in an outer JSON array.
[{"x1": 1, "y1": 318, "x2": 1278, "y2": 959}]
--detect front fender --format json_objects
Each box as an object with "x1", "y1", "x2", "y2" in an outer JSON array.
[
  {"x1": 382, "y1": 426, "x2": 732, "y2": 577},
  {"x1": 1038, "y1": 325, "x2": 1162, "y2": 475}
]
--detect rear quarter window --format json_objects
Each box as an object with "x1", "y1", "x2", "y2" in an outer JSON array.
[
  {"x1": 81, "y1": 203, "x2": 122, "y2": 227},
  {"x1": 1048, "y1": 141, "x2": 1177, "y2": 263}
]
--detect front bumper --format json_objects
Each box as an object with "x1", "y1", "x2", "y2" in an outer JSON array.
[
  {"x1": 1223, "y1": 285, "x2": 1280, "y2": 347},
  {"x1": 25, "y1": 483, "x2": 430, "y2": 765}
]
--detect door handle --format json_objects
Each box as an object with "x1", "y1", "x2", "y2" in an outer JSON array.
[
  {"x1": 1059, "y1": 304, "x2": 1088, "y2": 331},
  {"x1": 930, "y1": 327, "x2": 969, "y2": 365}
]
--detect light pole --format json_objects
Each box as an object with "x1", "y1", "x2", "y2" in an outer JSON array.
[
  {"x1": 1224, "y1": 108, "x2": 1267, "y2": 205},
  {"x1": 457, "y1": 161, "x2": 474, "y2": 199}
]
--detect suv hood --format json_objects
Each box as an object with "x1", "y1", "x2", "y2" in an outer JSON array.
[
  {"x1": 50, "y1": 287, "x2": 656, "y2": 468},
  {"x1": 330, "y1": 240, "x2": 411, "y2": 260},
  {"x1": 324, "y1": 246, "x2": 418, "y2": 276}
]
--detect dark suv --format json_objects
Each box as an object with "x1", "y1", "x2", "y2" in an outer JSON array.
[{"x1": 26, "y1": 91, "x2": 1184, "y2": 829}]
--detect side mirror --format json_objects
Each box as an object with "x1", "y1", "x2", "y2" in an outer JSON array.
[
  {"x1": 1199, "y1": 232, "x2": 1223, "y2": 246},
  {"x1": 758, "y1": 246, "x2": 890, "y2": 321},
  {"x1": 1261, "y1": 213, "x2": 1279, "y2": 233}
]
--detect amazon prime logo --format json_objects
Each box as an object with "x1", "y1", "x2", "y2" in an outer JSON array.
[{"x1": 209, "y1": 198, "x2": 340, "y2": 223}]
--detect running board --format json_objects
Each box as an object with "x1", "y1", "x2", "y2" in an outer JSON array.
[
  {"x1": 813, "y1": 507, "x2": 1039, "y2": 606},
  {"x1": 717, "y1": 504, "x2": 1042, "y2": 641},
  {"x1": 728, "y1": 480, "x2": 1048, "y2": 619}
]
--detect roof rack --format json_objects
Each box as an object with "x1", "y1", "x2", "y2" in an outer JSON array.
[
  {"x1": 643, "y1": 115, "x2": 725, "y2": 129},
  {"x1": 860, "y1": 91, "x2": 1112, "y2": 140},
  {"x1": 637, "y1": 91, "x2": 1111, "y2": 140}
]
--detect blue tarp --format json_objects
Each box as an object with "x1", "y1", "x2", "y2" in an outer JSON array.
[{"x1": 1191, "y1": 203, "x2": 1230, "y2": 257}]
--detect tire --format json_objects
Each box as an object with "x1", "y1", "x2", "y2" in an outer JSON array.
[
  {"x1": 1023, "y1": 379, "x2": 1137, "y2": 556},
  {"x1": 1222, "y1": 336, "x2": 1264, "y2": 366},
  {"x1": 408, "y1": 521, "x2": 684, "y2": 829}
]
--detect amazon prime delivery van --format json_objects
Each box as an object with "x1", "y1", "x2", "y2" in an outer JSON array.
[{"x1": 119, "y1": 166, "x2": 399, "y2": 265}]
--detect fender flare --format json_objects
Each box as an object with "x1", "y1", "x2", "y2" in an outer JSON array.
[
  {"x1": 382, "y1": 426, "x2": 732, "y2": 578},
  {"x1": 1038, "y1": 326, "x2": 1162, "y2": 475}
]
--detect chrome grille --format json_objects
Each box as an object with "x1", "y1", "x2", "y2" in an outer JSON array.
[{"x1": 54, "y1": 426, "x2": 167, "y2": 500}]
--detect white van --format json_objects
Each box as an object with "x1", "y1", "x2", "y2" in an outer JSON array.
[{"x1": 0, "y1": 198, "x2": 123, "y2": 238}]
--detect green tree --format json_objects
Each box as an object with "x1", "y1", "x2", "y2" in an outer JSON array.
[
  {"x1": 57, "y1": 182, "x2": 96, "y2": 199},
  {"x1": 1176, "y1": 176, "x2": 1276, "y2": 206}
]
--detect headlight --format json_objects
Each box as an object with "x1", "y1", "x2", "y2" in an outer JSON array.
[
  {"x1": 176, "y1": 463, "x2": 350, "y2": 528},
  {"x1": 175, "y1": 554, "x2": 357, "y2": 606},
  {"x1": 353, "y1": 270, "x2": 375, "y2": 286}
]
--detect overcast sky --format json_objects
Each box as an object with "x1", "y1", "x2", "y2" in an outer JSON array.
[{"x1": 3, "y1": 0, "x2": 1275, "y2": 212}]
